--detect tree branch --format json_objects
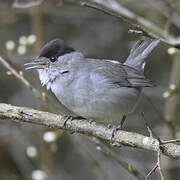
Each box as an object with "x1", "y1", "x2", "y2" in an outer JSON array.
[
  {"x1": 0, "y1": 56, "x2": 65, "y2": 113},
  {"x1": 0, "y1": 103, "x2": 180, "y2": 159},
  {"x1": 0, "y1": 56, "x2": 44, "y2": 101},
  {"x1": 146, "y1": 0, "x2": 180, "y2": 29},
  {"x1": 81, "y1": 0, "x2": 180, "y2": 48},
  {"x1": 12, "y1": 0, "x2": 44, "y2": 8}
]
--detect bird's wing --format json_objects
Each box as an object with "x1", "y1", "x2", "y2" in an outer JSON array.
[
  {"x1": 123, "y1": 65, "x2": 153, "y2": 87},
  {"x1": 87, "y1": 59, "x2": 153, "y2": 88}
]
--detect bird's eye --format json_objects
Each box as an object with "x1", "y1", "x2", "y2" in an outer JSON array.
[{"x1": 50, "y1": 56, "x2": 57, "y2": 62}]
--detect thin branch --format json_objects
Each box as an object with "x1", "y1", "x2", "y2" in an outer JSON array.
[
  {"x1": 81, "y1": 1, "x2": 180, "y2": 48},
  {"x1": 145, "y1": 146, "x2": 164, "y2": 180},
  {"x1": 142, "y1": 113, "x2": 180, "y2": 144},
  {"x1": 143, "y1": 124, "x2": 164, "y2": 180},
  {"x1": 12, "y1": 0, "x2": 44, "y2": 8},
  {"x1": 0, "y1": 56, "x2": 44, "y2": 101},
  {"x1": 0, "y1": 56, "x2": 63, "y2": 113},
  {"x1": 0, "y1": 103, "x2": 180, "y2": 160},
  {"x1": 144, "y1": 142, "x2": 163, "y2": 180},
  {"x1": 145, "y1": 163, "x2": 158, "y2": 180},
  {"x1": 81, "y1": 2, "x2": 147, "y2": 35},
  {"x1": 146, "y1": 0, "x2": 180, "y2": 29},
  {"x1": 161, "y1": 139, "x2": 180, "y2": 144},
  {"x1": 143, "y1": 114, "x2": 167, "y2": 180},
  {"x1": 157, "y1": 144, "x2": 164, "y2": 180}
]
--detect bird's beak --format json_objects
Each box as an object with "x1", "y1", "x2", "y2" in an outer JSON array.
[{"x1": 24, "y1": 57, "x2": 49, "y2": 70}]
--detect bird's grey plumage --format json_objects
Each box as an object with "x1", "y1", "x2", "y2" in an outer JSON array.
[
  {"x1": 124, "y1": 39, "x2": 160, "y2": 70},
  {"x1": 25, "y1": 38, "x2": 159, "y2": 124},
  {"x1": 86, "y1": 59, "x2": 153, "y2": 88}
]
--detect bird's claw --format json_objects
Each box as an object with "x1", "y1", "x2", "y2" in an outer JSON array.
[
  {"x1": 111, "y1": 125, "x2": 122, "y2": 141},
  {"x1": 63, "y1": 115, "x2": 86, "y2": 127},
  {"x1": 63, "y1": 115, "x2": 73, "y2": 127},
  {"x1": 108, "y1": 124, "x2": 112, "y2": 129}
]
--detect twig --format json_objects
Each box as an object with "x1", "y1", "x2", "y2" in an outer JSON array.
[
  {"x1": 128, "y1": 29, "x2": 144, "y2": 35},
  {"x1": 143, "y1": 114, "x2": 165, "y2": 180},
  {"x1": 157, "y1": 144, "x2": 164, "y2": 180},
  {"x1": 12, "y1": 0, "x2": 44, "y2": 8},
  {"x1": 145, "y1": 163, "x2": 158, "y2": 180},
  {"x1": 0, "y1": 103, "x2": 180, "y2": 160},
  {"x1": 0, "y1": 57, "x2": 31, "y2": 88},
  {"x1": 141, "y1": 112, "x2": 154, "y2": 138},
  {"x1": 81, "y1": 2, "x2": 146, "y2": 34},
  {"x1": 0, "y1": 56, "x2": 44, "y2": 101},
  {"x1": 145, "y1": 0, "x2": 180, "y2": 29},
  {"x1": 143, "y1": 112, "x2": 180, "y2": 179},
  {"x1": 143, "y1": 113, "x2": 180, "y2": 144},
  {"x1": 145, "y1": 144, "x2": 164, "y2": 180},
  {"x1": 81, "y1": 1, "x2": 180, "y2": 48},
  {"x1": 0, "y1": 56, "x2": 83, "y2": 118},
  {"x1": 81, "y1": 1, "x2": 153, "y2": 38},
  {"x1": 160, "y1": 139, "x2": 180, "y2": 144}
]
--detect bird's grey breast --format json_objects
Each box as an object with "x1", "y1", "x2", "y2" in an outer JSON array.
[
  {"x1": 51, "y1": 59, "x2": 141, "y2": 123},
  {"x1": 50, "y1": 65, "x2": 91, "y2": 109}
]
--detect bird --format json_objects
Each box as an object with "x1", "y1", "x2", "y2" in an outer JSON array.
[{"x1": 25, "y1": 38, "x2": 159, "y2": 129}]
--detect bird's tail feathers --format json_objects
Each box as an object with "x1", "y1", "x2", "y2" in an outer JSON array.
[{"x1": 124, "y1": 39, "x2": 160, "y2": 70}]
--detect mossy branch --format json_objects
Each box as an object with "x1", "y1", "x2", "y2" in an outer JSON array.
[{"x1": 0, "y1": 103, "x2": 180, "y2": 159}]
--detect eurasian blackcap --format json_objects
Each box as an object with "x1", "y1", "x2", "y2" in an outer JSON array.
[{"x1": 25, "y1": 38, "x2": 159, "y2": 127}]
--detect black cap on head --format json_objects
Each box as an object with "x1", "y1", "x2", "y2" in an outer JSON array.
[{"x1": 39, "y1": 39, "x2": 75, "y2": 58}]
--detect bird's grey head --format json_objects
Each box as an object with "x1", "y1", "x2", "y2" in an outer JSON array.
[{"x1": 24, "y1": 39, "x2": 82, "y2": 89}]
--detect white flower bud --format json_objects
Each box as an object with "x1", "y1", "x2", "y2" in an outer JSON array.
[
  {"x1": 163, "y1": 91, "x2": 170, "y2": 98},
  {"x1": 27, "y1": 34, "x2": 37, "y2": 45},
  {"x1": 32, "y1": 170, "x2": 48, "y2": 180},
  {"x1": 19, "y1": 36, "x2": 27, "y2": 45},
  {"x1": 167, "y1": 47, "x2": 177, "y2": 55},
  {"x1": 170, "y1": 84, "x2": 176, "y2": 90},
  {"x1": 17, "y1": 45, "x2": 26, "y2": 55},
  {"x1": 43, "y1": 131, "x2": 57, "y2": 143},
  {"x1": 26, "y1": 146, "x2": 38, "y2": 158},
  {"x1": 6, "y1": 40, "x2": 15, "y2": 51}
]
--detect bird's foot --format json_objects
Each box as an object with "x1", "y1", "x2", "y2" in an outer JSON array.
[
  {"x1": 108, "y1": 124, "x2": 112, "y2": 129},
  {"x1": 109, "y1": 115, "x2": 127, "y2": 141},
  {"x1": 111, "y1": 125, "x2": 122, "y2": 141},
  {"x1": 63, "y1": 115, "x2": 85, "y2": 127},
  {"x1": 89, "y1": 119, "x2": 96, "y2": 124},
  {"x1": 63, "y1": 115, "x2": 73, "y2": 127}
]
